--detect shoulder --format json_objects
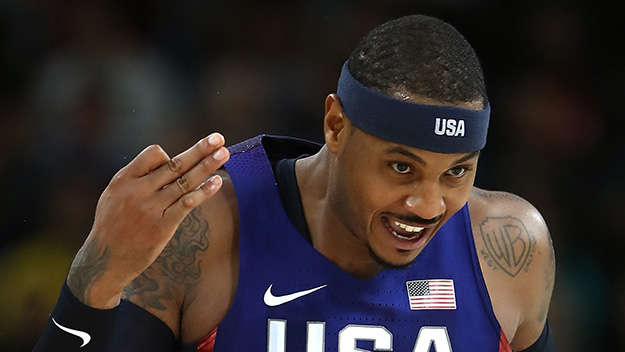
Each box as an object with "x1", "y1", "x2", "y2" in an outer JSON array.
[
  {"x1": 469, "y1": 187, "x2": 542, "y2": 223},
  {"x1": 468, "y1": 187, "x2": 555, "y2": 350},
  {"x1": 468, "y1": 188, "x2": 551, "y2": 265},
  {"x1": 123, "y1": 169, "x2": 240, "y2": 341}
]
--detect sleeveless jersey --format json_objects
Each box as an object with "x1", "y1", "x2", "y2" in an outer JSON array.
[{"x1": 207, "y1": 135, "x2": 512, "y2": 352}]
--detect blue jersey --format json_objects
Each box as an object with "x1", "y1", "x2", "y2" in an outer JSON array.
[{"x1": 210, "y1": 135, "x2": 511, "y2": 352}]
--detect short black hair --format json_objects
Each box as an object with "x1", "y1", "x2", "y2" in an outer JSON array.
[{"x1": 348, "y1": 15, "x2": 488, "y2": 106}]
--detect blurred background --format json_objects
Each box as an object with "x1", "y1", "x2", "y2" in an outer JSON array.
[{"x1": 0, "y1": 0, "x2": 623, "y2": 350}]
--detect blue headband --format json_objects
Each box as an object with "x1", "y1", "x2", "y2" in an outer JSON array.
[{"x1": 336, "y1": 61, "x2": 490, "y2": 153}]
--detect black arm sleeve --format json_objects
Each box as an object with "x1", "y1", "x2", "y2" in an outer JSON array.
[
  {"x1": 518, "y1": 321, "x2": 556, "y2": 352},
  {"x1": 33, "y1": 282, "x2": 179, "y2": 352}
]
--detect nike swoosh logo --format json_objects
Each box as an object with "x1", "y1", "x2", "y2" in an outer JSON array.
[
  {"x1": 263, "y1": 284, "x2": 327, "y2": 307},
  {"x1": 52, "y1": 317, "x2": 91, "y2": 347}
]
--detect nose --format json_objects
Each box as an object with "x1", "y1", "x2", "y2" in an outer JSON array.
[{"x1": 404, "y1": 182, "x2": 446, "y2": 221}]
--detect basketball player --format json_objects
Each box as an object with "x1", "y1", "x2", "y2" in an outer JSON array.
[{"x1": 34, "y1": 15, "x2": 556, "y2": 351}]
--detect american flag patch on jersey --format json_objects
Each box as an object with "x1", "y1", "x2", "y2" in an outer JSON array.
[{"x1": 406, "y1": 279, "x2": 456, "y2": 310}]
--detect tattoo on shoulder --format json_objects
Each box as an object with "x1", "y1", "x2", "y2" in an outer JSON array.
[
  {"x1": 478, "y1": 216, "x2": 536, "y2": 277},
  {"x1": 67, "y1": 237, "x2": 111, "y2": 302},
  {"x1": 124, "y1": 209, "x2": 210, "y2": 310},
  {"x1": 471, "y1": 188, "x2": 525, "y2": 202}
]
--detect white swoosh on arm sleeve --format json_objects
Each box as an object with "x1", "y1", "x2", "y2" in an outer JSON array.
[{"x1": 52, "y1": 317, "x2": 92, "y2": 347}]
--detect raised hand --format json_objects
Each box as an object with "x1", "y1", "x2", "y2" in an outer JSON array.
[{"x1": 66, "y1": 133, "x2": 230, "y2": 309}]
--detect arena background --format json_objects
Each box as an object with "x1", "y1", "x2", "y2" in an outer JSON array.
[{"x1": 1, "y1": 0, "x2": 623, "y2": 350}]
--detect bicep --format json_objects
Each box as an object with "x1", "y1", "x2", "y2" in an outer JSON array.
[{"x1": 511, "y1": 207, "x2": 556, "y2": 349}]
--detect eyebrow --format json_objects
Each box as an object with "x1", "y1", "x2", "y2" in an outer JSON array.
[
  {"x1": 453, "y1": 150, "x2": 481, "y2": 164},
  {"x1": 383, "y1": 146, "x2": 480, "y2": 166}
]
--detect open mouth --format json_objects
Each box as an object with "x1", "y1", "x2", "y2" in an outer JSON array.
[{"x1": 383, "y1": 217, "x2": 427, "y2": 241}]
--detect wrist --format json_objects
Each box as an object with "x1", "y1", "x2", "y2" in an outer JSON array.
[
  {"x1": 66, "y1": 271, "x2": 124, "y2": 309},
  {"x1": 66, "y1": 236, "x2": 128, "y2": 308}
]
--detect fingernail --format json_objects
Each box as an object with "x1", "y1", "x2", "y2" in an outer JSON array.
[
  {"x1": 208, "y1": 133, "x2": 222, "y2": 146},
  {"x1": 210, "y1": 175, "x2": 222, "y2": 186},
  {"x1": 213, "y1": 147, "x2": 227, "y2": 160},
  {"x1": 205, "y1": 175, "x2": 222, "y2": 189}
]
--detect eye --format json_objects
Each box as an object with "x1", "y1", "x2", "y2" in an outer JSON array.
[
  {"x1": 446, "y1": 166, "x2": 468, "y2": 178},
  {"x1": 390, "y1": 162, "x2": 411, "y2": 174}
]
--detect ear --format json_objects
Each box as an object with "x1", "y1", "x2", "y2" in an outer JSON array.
[{"x1": 324, "y1": 94, "x2": 350, "y2": 154}]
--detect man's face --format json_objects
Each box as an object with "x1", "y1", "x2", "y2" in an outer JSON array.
[{"x1": 328, "y1": 128, "x2": 479, "y2": 269}]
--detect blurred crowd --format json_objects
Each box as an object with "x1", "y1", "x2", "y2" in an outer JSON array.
[{"x1": 1, "y1": 0, "x2": 623, "y2": 350}]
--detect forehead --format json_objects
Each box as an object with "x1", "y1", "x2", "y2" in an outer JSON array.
[{"x1": 350, "y1": 127, "x2": 480, "y2": 166}]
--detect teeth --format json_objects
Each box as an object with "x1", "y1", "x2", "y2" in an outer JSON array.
[
  {"x1": 391, "y1": 230, "x2": 417, "y2": 240},
  {"x1": 394, "y1": 221, "x2": 424, "y2": 233}
]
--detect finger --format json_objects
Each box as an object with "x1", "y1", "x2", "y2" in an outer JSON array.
[
  {"x1": 163, "y1": 174, "x2": 224, "y2": 223},
  {"x1": 161, "y1": 147, "x2": 230, "y2": 200},
  {"x1": 120, "y1": 144, "x2": 171, "y2": 178},
  {"x1": 147, "y1": 133, "x2": 226, "y2": 188}
]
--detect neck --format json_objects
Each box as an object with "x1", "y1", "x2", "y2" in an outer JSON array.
[{"x1": 295, "y1": 146, "x2": 385, "y2": 279}]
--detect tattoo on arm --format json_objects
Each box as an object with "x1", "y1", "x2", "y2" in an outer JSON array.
[
  {"x1": 478, "y1": 216, "x2": 536, "y2": 277},
  {"x1": 67, "y1": 238, "x2": 111, "y2": 302},
  {"x1": 536, "y1": 230, "x2": 556, "y2": 323},
  {"x1": 124, "y1": 209, "x2": 210, "y2": 310}
]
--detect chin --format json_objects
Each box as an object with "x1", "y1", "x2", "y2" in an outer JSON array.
[{"x1": 368, "y1": 245, "x2": 419, "y2": 270}]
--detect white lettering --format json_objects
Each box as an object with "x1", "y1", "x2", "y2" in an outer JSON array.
[
  {"x1": 339, "y1": 325, "x2": 392, "y2": 351},
  {"x1": 455, "y1": 120, "x2": 465, "y2": 137},
  {"x1": 307, "y1": 322, "x2": 325, "y2": 352},
  {"x1": 412, "y1": 326, "x2": 452, "y2": 352},
  {"x1": 434, "y1": 118, "x2": 465, "y2": 137},
  {"x1": 446, "y1": 119, "x2": 456, "y2": 136},
  {"x1": 267, "y1": 321, "x2": 453, "y2": 351},
  {"x1": 434, "y1": 118, "x2": 446, "y2": 135},
  {"x1": 268, "y1": 319, "x2": 287, "y2": 352}
]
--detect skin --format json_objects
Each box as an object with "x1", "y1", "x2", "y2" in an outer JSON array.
[{"x1": 66, "y1": 95, "x2": 555, "y2": 351}]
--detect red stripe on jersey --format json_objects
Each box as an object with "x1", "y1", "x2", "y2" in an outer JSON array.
[
  {"x1": 197, "y1": 327, "x2": 217, "y2": 352},
  {"x1": 499, "y1": 329, "x2": 512, "y2": 352}
]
